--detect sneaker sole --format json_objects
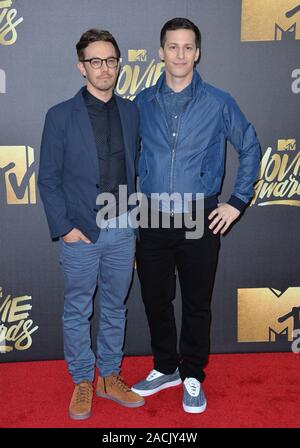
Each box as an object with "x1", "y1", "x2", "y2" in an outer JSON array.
[
  {"x1": 183, "y1": 400, "x2": 207, "y2": 414},
  {"x1": 68, "y1": 409, "x2": 91, "y2": 420},
  {"x1": 96, "y1": 390, "x2": 145, "y2": 408},
  {"x1": 131, "y1": 378, "x2": 182, "y2": 397}
]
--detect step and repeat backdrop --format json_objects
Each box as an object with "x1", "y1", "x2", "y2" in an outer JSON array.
[{"x1": 0, "y1": 0, "x2": 299, "y2": 362}]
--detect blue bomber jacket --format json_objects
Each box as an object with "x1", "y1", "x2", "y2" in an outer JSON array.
[{"x1": 134, "y1": 70, "x2": 261, "y2": 212}]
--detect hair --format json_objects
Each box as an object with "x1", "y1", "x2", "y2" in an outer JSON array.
[
  {"x1": 160, "y1": 17, "x2": 201, "y2": 49},
  {"x1": 76, "y1": 28, "x2": 121, "y2": 60}
]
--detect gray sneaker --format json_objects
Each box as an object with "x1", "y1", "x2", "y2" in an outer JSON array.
[
  {"x1": 131, "y1": 368, "x2": 182, "y2": 397},
  {"x1": 183, "y1": 377, "x2": 207, "y2": 413}
]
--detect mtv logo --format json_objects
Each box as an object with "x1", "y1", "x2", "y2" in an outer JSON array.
[
  {"x1": 0, "y1": 69, "x2": 5, "y2": 93},
  {"x1": 128, "y1": 49, "x2": 147, "y2": 62},
  {"x1": 0, "y1": 146, "x2": 36, "y2": 204},
  {"x1": 277, "y1": 139, "x2": 296, "y2": 151},
  {"x1": 241, "y1": 0, "x2": 300, "y2": 41},
  {"x1": 238, "y1": 287, "x2": 300, "y2": 342}
]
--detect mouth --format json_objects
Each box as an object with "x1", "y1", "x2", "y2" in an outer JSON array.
[{"x1": 97, "y1": 76, "x2": 112, "y2": 80}]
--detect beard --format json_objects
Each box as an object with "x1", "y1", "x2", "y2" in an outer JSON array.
[{"x1": 94, "y1": 75, "x2": 116, "y2": 91}]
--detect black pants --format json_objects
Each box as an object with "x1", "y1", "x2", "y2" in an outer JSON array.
[{"x1": 136, "y1": 208, "x2": 220, "y2": 383}]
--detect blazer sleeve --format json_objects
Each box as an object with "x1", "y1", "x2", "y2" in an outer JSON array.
[{"x1": 38, "y1": 110, "x2": 73, "y2": 239}]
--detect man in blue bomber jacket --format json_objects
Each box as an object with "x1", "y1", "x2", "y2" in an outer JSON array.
[{"x1": 131, "y1": 18, "x2": 261, "y2": 413}]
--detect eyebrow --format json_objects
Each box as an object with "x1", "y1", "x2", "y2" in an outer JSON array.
[
  {"x1": 86, "y1": 55, "x2": 117, "y2": 59},
  {"x1": 166, "y1": 42, "x2": 195, "y2": 46}
]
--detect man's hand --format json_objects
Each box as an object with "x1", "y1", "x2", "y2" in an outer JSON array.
[
  {"x1": 62, "y1": 228, "x2": 91, "y2": 244},
  {"x1": 208, "y1": 203, "x2": 241, "y2": 235}
]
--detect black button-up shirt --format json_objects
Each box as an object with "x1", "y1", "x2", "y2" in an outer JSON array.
[{"x1": 83, "y1": 88, "x2": 127, "y2": 217}]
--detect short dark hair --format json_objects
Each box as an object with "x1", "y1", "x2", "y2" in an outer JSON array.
[
  {"x1": 76, "y1": 28, "x2": 121, "y2": 60},
  {"x1": 160, "y1": 18, "x2": 201, "y2": 49}
]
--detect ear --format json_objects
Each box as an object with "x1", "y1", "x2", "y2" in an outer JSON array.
[
  {"x1": 158, "y1": 47, "x2": 164, "y2": 62},
  {"x1": 195, "y1": 48, "x2": 200, "y2": 62},
  {"x1": 77, "y1": 61, "x2": 86, "y2": 78}
]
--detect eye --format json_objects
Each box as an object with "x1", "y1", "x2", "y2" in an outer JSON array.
[{"x1": 91, "y1": 58, "x2": 102, "y2": 67}]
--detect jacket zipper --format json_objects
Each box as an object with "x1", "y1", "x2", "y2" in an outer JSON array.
[
  {"x1": 155, "y1": 96, "x2": 180, "y2": 216},
  {"x1": 169, "y1": 118, "x2": 181, "y2": 216}
]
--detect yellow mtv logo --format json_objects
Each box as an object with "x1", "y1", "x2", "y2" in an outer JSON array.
[
  {"x1": 128, "y1": 49, "x2": 147, "y2": 62},
  {"x1": 277, "y1": 139, "x2": 296, "y2": 150},
  {"x1": 241, "y1": 0, "x2": 300, "y2": 41},
  {"x1": 238, "y1": 287, "x2": 300, "y2": 342},
  {"x1": 0, "y1": 146, "x2": 36, "y2": 204}
]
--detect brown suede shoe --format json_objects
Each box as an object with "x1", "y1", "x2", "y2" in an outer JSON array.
[
  {"x1": 96, "y1": 373, "x2": 145, "y2": 408},
  {"x1": 69, "y1": 380, "x2": 94, "y2": 420}
]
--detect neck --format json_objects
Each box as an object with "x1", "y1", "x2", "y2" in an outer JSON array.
[
  {"x1": 165, "y1": 71, "x2": 193, "y2": 93},
  {"x1": 86, "y1": 82, "x2": 113, "y2": 102}
]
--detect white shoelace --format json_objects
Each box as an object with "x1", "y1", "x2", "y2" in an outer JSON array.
[
  {"x1": 146, "y1": 369, "x2": 164, "y2": 381},
  {"x1": 184, "y1": 377, "x2": 200, "y2": 397}
]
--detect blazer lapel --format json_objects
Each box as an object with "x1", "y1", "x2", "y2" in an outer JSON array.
[{"x1": 73, "y1": 88, "x2": 99, "y2": 179}]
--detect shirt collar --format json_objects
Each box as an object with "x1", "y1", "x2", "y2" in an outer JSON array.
[
  {"x1": 83, "y1": 87, "x2": 115, "y2": 107},
  {"x1": 161, "y1": 80, "x2": 193, "y2": 98}
]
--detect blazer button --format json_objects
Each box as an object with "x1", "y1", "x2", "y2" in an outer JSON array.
[
  {"x1": 93, "y1": 208, "x2": 98, "y2": 212},
  {"x1": 96, "y1": 184, "x2": 100, "y2": 188},
  {"x1": 200, "y1": 172, "x2": 205, "y2": 177}
]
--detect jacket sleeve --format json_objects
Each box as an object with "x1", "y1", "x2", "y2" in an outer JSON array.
[
  {"x1": 222, "y1": 95, "x2": 261, "y2": 212},
  {"x1": 38, "y1": 110, "x2": 73, "y2": 239}
]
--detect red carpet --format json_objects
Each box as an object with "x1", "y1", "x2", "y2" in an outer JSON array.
[{"x1": 1, "y1": 353, "x2": 300, "y2": 428}]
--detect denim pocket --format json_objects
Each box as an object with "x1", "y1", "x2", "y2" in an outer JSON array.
[{"x1": 62, "y1": 240, "x2": 85, "y2": 246}]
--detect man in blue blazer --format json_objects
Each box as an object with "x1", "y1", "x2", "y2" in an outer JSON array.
[{"x1": 38, "y1": 29, "x2": 144, "y2": 420}]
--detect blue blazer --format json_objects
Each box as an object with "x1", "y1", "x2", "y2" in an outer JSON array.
[{"x1": 38, "y1": 87, "x2": 139, "y2": 243}]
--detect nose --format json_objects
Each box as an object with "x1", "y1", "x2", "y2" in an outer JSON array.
[
  {"x1": 177, "y1": 47, "x2": 185, "y2": 59},
  {"x1": 100, "y1": 60, "x2": 109, "y2": 71}
]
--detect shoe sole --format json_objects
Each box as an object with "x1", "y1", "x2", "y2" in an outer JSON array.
[
  {"x1": 131, "y1": 378, "x2": 182, "y2": 397},
  {"x1": 68, "y1": 410, "x2": 91, "y2": 420},
  {"x1": 96, "y1": 390, "x2": 145, "y2": 408},
  {"x1": 183, "y1": 401, "x2": 207, "y2": 414}
]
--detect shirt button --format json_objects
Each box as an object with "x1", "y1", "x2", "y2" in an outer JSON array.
[
  {"x1": 174, "y1": 115, "x2": 178, "y2": 119},
  {"x1": 172, "y1": 133, "x2": 176, "y2": 137}
]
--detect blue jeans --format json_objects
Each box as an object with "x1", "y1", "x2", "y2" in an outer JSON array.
[{"x1": 60, "y1": 222, "x2": 135, "y2": 384}]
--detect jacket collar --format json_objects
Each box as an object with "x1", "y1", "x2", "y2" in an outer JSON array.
[{"x1": 73, "y1": 86, "x2": 88, "y2": 110}]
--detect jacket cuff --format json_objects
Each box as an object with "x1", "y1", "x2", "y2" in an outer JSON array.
[{"x1": 227, "y1": 195, "x2": 248, "y2": 213}]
